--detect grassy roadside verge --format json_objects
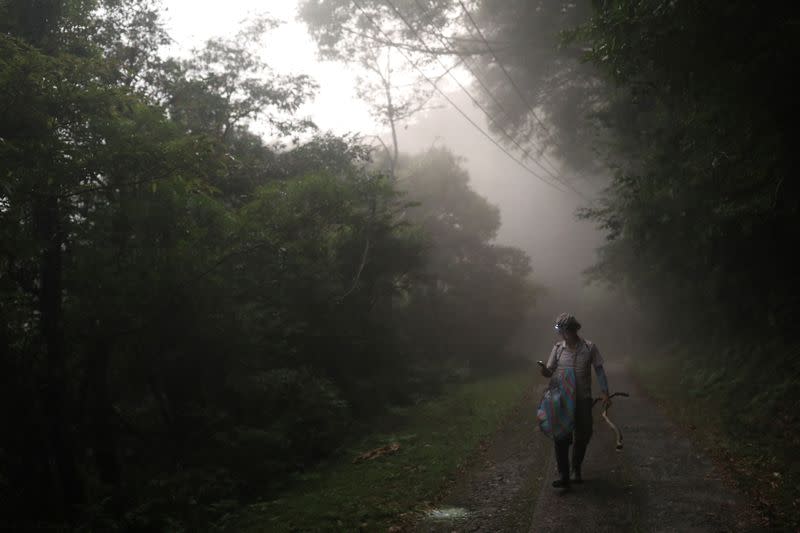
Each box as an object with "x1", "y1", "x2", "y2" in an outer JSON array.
[
  {"x1": 628, "y1": 351, "x2": 799, "y2": 530},
  {"x1": 219, "y1": 370, "x2": 533, "y2": 532}
]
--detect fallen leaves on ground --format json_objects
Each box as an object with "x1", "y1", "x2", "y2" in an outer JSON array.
[{"x1": 353, "y1": 443, "x2": 401, "y2": 463}]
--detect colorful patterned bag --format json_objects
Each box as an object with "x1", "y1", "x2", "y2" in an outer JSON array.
[{"x1": 536, "y1": 348, "x2": 577, "y2": 440}]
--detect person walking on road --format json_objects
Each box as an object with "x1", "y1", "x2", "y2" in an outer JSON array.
[{"x1": 540, "y1": 313, "x2": 610, "y2": 490}]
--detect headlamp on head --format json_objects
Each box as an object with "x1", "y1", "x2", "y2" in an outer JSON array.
[{"x1": 554, "y1": 313, "x2": 581, "y2": 332}]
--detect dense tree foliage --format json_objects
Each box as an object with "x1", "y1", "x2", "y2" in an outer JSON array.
[
  {"x1": 450, "y1": 0, "x2": 798, "y2": 340},
  {"x1": 577, "y1": 2, "x2": 799, "y2": 337},
  {"x1": 302, "y1": 6, "x2": 800, "y2": 524},
  {"x1": 308, "y1": 0, "x2": 800, "y2": 366},
  {"x1": 7, "y1": 0, "x2": 794, "y2": 527},
  {"x1": 0, "y1": 1, "x2": 534, "y2": 528}
]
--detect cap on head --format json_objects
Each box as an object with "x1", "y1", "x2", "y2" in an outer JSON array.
[{"x1": 554, "y1": 313, "x2": 581, "y2": 332}]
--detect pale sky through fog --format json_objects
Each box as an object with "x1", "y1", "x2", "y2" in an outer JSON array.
[
  {"x1": 160, "y1": 0, "x2": 606, "y2": 300},
  {"x1": 161, "y1": 0, "x2": 474, "y2": 140},
  {"x1": 161, "y1": 0, "x2": 377, "y2": 135}
]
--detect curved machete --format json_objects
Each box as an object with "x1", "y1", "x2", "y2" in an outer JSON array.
[{"x1": 593, "y1": 392, "x2": 629, "y2": 451}]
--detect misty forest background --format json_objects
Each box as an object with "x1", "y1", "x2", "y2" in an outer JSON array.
[{"x1": 1, "y1": 0, "x2": 799, "y2": 530}]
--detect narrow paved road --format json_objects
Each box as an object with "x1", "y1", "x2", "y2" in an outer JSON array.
[
  {"x1": 529, "y1": 362, "x2": 757, "y2": 532},
  {"x1": 413, "y1": 363, "x2": 760, "y2": 532},
  {"x1": 409, "y1": 385, "x2": 549, "y2": 533}
]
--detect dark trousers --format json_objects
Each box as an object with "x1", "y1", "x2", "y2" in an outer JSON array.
[{"x1": 554, "y1": 398, "x2": 593, "y2": 479}]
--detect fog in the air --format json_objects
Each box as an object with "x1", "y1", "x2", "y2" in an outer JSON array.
[
  {"x1": 9, "y1": 0, "x2": 788, "y2": 529},
  {"x1": 161, "y1": 1, "x2": 610, "y2": 337}
]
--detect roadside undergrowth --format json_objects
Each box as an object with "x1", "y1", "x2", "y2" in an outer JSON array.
[
  {"x1": 219, "y1": 370, "x2": 534, "y2": 532},
  {"x1": 628, "y1": 344, "x2": 800, "y2": 530}
]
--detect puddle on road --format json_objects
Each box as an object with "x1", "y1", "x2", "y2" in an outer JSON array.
[{"x1": 425, "y1": 507, "x2": 471, "y2": 521}]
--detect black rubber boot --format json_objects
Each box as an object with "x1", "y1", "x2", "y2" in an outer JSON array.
[
  {"x1": 553, "y1": 439, "x2": 571, "y2": 490},
  {"x1": 572, "y1": 439, "x2": 587, "y2": 483}
]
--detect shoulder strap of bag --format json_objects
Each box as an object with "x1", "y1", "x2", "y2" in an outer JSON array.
[
  {"x1": 555, "y1": 342, "x2": 563, "y2": 364},
  {"x1": 555, "y1": 340, "x2": 582, "y2": 369}
]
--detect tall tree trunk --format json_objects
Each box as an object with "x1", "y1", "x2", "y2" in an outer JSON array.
[
  {"x1": 383, "y1": 50, "x2": 399, "y2": 181},
  {"x1": 35, "y1": 195, "x2": 85, "y2": 514},
  {"x1": 86, "y1": 337, "x2": 120, "y2": 487}
]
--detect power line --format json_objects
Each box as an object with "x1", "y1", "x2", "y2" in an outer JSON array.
[
  {"x1": 410, "y1": 2, "x2": 518, "y2": 117},
  {"x1": 351, "y1": 0, "x2": 571, "y2": 195},
  {"x1": 457, "y1": 0, "x2": 567, "y2": 177},
  {"x1": 383, "y1": 0, "x2": 578, "y2": 194},
  {"x1": 340, "y1": 25, "x2": 489, "y2": 57},
  {"x1": 390, "y1": 0, "x2": 584, "y2": 195},
  {"x1": 407, "y1": 0, "x2": 569, "y2": 183}
]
